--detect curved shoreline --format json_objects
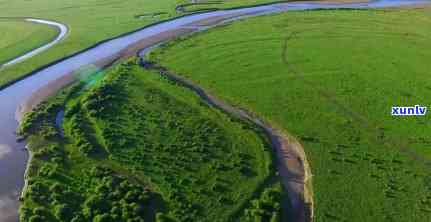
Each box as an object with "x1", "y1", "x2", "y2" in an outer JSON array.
[
  {"x1": 0, "y1": 18, "x2": 68, "y2": 68},
  {"x1": 138, "y1": 59, "x2": 313, "y2": 221},
  {"x1": 0, "y1": 1, "x2": 429, "y2": 221}
]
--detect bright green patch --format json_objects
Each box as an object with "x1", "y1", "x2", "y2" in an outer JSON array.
[
  {"x1": 148, "y1": 8, "x2": 431, "y2": 221},
  {"x1": 0, "y1": 0, "x2": 281, "y2": 88},
  {"x1": 19, "y1": 59, "x2": 286, "y2": 221},
  {"x1": 0, "y1": 20, "x2": 58, "y2": 65}
]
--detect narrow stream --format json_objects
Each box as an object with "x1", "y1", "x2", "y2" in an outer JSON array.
[
  {"x1": 1, "y1": 19, "x2": 68, "y2": 68},
  {"x1": 0, "y1": 0, "x2": 428, "y2": 221}
]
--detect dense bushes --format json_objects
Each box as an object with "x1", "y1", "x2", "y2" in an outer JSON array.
[
  {"x1": 23, "y1": 163, "x2": 162, "y2": 221},
  {"x1": 68, "y1": 110, "x2": 99, "y2": 156},
  {"x1": 244, "y1": 188, "x2": 282, "y2": 222},
  {"x1": 77, "y1": 170, "x2": 158, "y2": 222},
  {"x1": 19, "y1": 101, "x2": 63, "y2": 139},
  {"x1": 20, "y1": 59, "x2": 280, "y2": 222},
  {"x1": 82, "y1": 62, "x2": 131, "y2": 118},
  {"x1": 80, "y1": 64, "x2": 272, "y2": 221}
]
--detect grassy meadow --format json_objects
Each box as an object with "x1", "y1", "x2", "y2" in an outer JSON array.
[
  {"x1": 19, "y1": 59, "x2": 286, "y2": 222},
  {"x1": 0, "y1": 19, "x2": 58, "y2": 65},
  {"x1": 147, "y1": 7, "x2": 431, "y2": 221},
  {"x1": 0, "y1": 0, "x2": 281, "y2": 88}
]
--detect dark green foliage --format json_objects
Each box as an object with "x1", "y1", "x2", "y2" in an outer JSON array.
[
  {"x1": 72, "y1": 62, "x2": 272, "y2": 221},
  {"x1": 54, "y1": 204, "x2": 72, "y2": 221},
  {"x1": 155, "y1": 212, "x2": 173, "y2": 222},
  {"x1": 19, "y1": 101, "x2": 63, "y2": 138},
  {"x1": 68, "y1": 111, "x2": 99, "y2": 156},
  {"x1": 93, "y1": 214, "x2": 112, "y2": 222},
  {"x1": 19, "y1": 206, "x2": 32, "y2": 222},
  {"x1": 244, "y1": 188, "x2": 282, "y2": 222},
  {"x1": 23, "y1": 162, "x2": 162, "y2": 222},
  {"x1": 20, "y1": 59, "x2": 279, "y2": 222},
  {"x1": 28, "y1": 215, "x2": 45, "y2": 222}
]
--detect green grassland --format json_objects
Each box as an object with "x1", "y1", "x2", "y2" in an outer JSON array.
[
  {"x1": 0, "y1": 19, "x2": 58, "y2": 65},
  {"x1": 19, "y1": 59, "x2": 286, "y2": 222},
  {"x1": 147, "y1": 8, "x2": 431, "y2": 222},
  {"x1": 0, "y1": 0, "x2": 282, "y2": 88}
]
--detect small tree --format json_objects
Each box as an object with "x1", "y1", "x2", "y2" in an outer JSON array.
[
  {"x1": 19, "y1": 206, "x2": 32, "y2": 221},
  {"x1": 55, "y1": 203, "x2": 71, "y2": 220},
  {"x1": 28, "y1": 215, "x2": 45, "y2": 222},
  {"x1": 93, "y1": 213, "x2": 112, "y2": 222},
  {"x1": 156, "y1": 212, "x2": 171, "y2": 222},
  {"x1": 270, "y1": 212, "x2": 281, "y2": 222}
]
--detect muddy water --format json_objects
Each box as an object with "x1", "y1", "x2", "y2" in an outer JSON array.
[{"x1": 0, "y1": 0, "x2": 428, "y2": 221}]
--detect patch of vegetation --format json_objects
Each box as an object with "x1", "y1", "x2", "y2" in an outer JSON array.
[
  {"x1": 20, "y1": 59, "x2": 286, "y2": 221},
  {"x1": 0, "y1": 19, "x2": 58, "y2": 65},
  {"x1": 176, "y1": 1, "x2": 224, "y2": 13},
  {"x1": 148, "y1": 8, "x2": 431, "y2": 221},
  {"x1": 242, "y1": 186, "x2": 283, "y2": 222}
]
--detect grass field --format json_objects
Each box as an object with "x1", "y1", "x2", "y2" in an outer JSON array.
[
  {"x1": 147, "y1": 7, "x2": 431, "y2": 221},
  {"x1": 0, "y1": 19, "x2": 58, "y2": 65},
  {"x1": 0, "y1": 0, "x2": 283, "y2": 88},
  {"x1": 19, "y1": 59, "x2": 287, "y2": 222}
]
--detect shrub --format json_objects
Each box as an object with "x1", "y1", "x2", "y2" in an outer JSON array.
[
  {"x1": 156, "y1": 212, "x2": 171, "y2": 222},
  {"x1": 93, "y1": 213, "x2": 112, "y2": 222},
  {"x1": 28, "y1": 215, "x2": 45, "y2": 222},
  {"x1": 54, "y1": 203, "x2": 72, "y2": 220},
  {"x1": 19, "y1": 206, "x2": 32, "y2": 221}
]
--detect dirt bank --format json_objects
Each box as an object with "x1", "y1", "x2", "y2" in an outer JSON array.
[
  {"x1": 140, "y1": 61, "x2": 313, "y2": 222},
  {"x1": 12, "y1": 1, "x2": 430, "y2": 221},
  {"x1": 15, "y1": 28, "x2": 195, "y2": 122}
]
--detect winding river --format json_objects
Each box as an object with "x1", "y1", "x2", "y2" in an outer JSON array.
[
  {"x1": 0, "y1": 0, "x2": 429, "y2": 221},
  {"x1": 1, "y1": 19, "x2": 67, "y2": 68}
]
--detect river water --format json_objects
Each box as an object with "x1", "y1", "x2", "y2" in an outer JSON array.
[{"x1": 0, "y1": 0, "x2": 428, "y2": 221}]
